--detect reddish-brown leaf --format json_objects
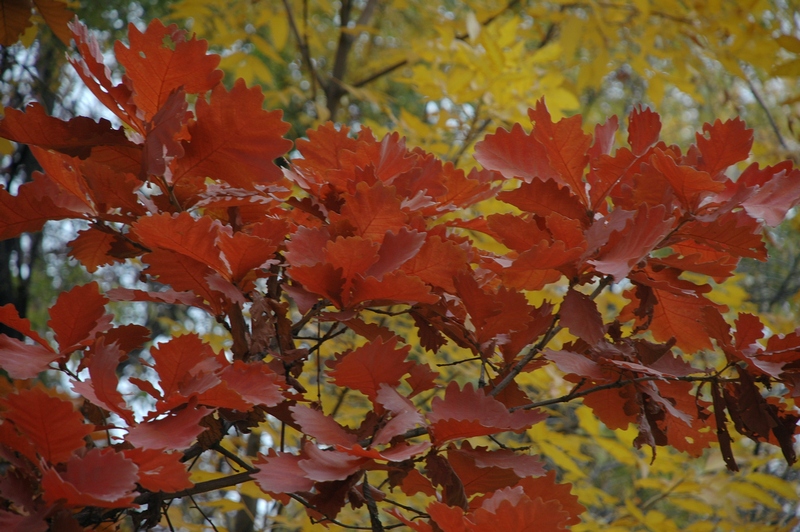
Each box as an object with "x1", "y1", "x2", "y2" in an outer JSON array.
[
  {"x1": 149, "y1": 333, "x2": 215, "y2": 402},
  {"x1": 126, "y1": 404, "x2": 212, "y2": 450},
  {"x1": 589, "y1": 205, "x2": 674, "y2": 281},
  {"x1": 651, "y1": 149, "x2": 725, "y2": 212},
  {"x1": 123, "y1": 448, "x2": 193, "y2": 492},
  {"x1": 32, "y1": 0, "x2": 75, "y2": 46},
  {"x1": 115, "y1": 19, "x2": 222, "y2": 121},
  {"x1": 366, "y1": 228, "x2": 426, "y2": 279},
  {"x1": 67, "y1": 226, "x2": 122, "y2": 273},
  {"x1": 373, "y1": 385, "x2": 427, "y2": 445},
  {"x1": 0, "y1": 103, "x2": 135, "y2": 158},
  {"x1": 627, "y1": 106, "x2": 661, "y2": 156},
  {"x1": 218, "y1": 361, "x2": 284, "y2": 407},
  {"x1": 0, "y1": 0, "x2": 32, "y2": 46},
  {"x1": 428, "y1": 382, "x2": 546, "y2": 445},
  {"x1": 298, "y1": 441, "x2": 366, "y2": 482},
  {"x1": 41, "y1": 448, "x2": 137, "y2": 508},
  {"x1": 0, "y1": 336, "x2": 60, "y2": 379},
  {"x1": 290, "y1": 404, "x2": 358, "y2": 447},
  {"x1": 497, "y1": 178, "x2": 588, "y2": 227},
  {"x1": 327, "y1": 336, "x2": 414, "y2": 400},
  {"x1": 650, "y1": 288, "x2": 718, "y2": 354},
  {"x1": 675, "y1": 211, "x2": 766, "y2": 260},
  {"x1": 332, "y1": 181, "x2": 408, "y2": 243},
  {"x1": 0, "y1": 303, "x2": 50, "y2": 348},
  {"x1": 401, "y1": 236, "x2": 467, "y2": 293},
  {"x1": 252, "y1": 450, "x2": 315, "y2": 493},
  {"x1": 173, "y1": 79, "x2": 292, "y2": 189},
  {"x1": 71, "y1": 339, "x2": 134, "y2": 425},
  {"x1": 142, "y1": 88, "x2": 189, "y2": 177},
  {"x1": 528, "y1": 100, "x2": 591, "y2": 204},
  {"x1": 474, "y1": 123, "x2": 558, "y2": 183},
  {"x1": 738, "y1": 162, "x2": 800, "y2": 227},
  {"x1": 48, "y1": 281, "x2": 110, "y2": 353},
  {"x1": 2, "y1": 387, "x2": 94, "y2": 464},
  {"x1": 696, "y1": 118, "x2": 753, "y2": 177},
  {"x1": 560, "y1": 288, "x2": 604, "y2": 345},
  {"x1": 502, "y1": 240, "x2": 582, "y2": 291}
]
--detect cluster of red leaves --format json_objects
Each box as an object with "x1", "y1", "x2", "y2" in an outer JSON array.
[{"x1": 1, "y1": 18, "x2": 800, "y2": 531}]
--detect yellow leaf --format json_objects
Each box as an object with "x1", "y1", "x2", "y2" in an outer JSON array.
[
  {"x1": 670, "y1": 497, "x2": 715, "y2": 516},
  {"x1": 269, "y1": 16, "x2": 289, "y2": 50},
  {"x1": 729, "y1": 481, "x2": 781, "y2": 509},
  {"x1": 746, "y1": 472, "x2": 798, "y2": 500}
]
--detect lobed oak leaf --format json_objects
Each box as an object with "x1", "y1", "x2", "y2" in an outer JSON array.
[
  {"x1": 0, "y1": 103, "x2": 135, "y2": 159},
  {"x1": 123, "y1": 448, "x2": 192, "y2": 492},
  {"x1": 0, "y1": 303, "x2": 50, "y2": 348},
  {"x1": 350, "y1": 270, "x2": 439, "y2": 307},
  {"x1": 298, "y1": 441, "x2": 367, "y2": 482},
  {"x1": 627, "y1": 106, "x2": 661, "y2": 156},
  {"x1": 0, "y1": 336, "x2": 60, "y2": 379},
  {"x1": 48, "y1": 281, "x2": 110, "y2": 354},
  {"x1": 528, "y1": 100, "x2": 592, "y2": 204},
  {"x1": 292, "y1": 122, "x2": 361, "y2": 191},
  {"x1": 140, "y1": 249, "x2": 224, "y2": 312},
  {"x1": 497, "y1": 170, "x2": 589, "y2": 225},
  {"x1": 401, "y1": 236, "x2": 468, "y2": 293},
  {"x1": 126, "y1": 403, "x2": 213, "y2": 450},
  {"x1": 252, "y1": 450, "x2": 315, "y2": 494},
  {"x1": 405, "y1": 361, "x2": 439, "y2": 398},
  {"x1": 588, "y1": 115, "x2": 619, "y2": 160},
  {"x1": 289, "y1": 262, "x2": 346, "y2": 307},
  {"x1": 649, "y1": 289, "x2": 718, "y2": 354},
  {"x1": 0, "y1": 0, "x2": 32, "y2": 46},
  {"x1": 474, "y1": 123, "x2": 558, "y2": 183},
  {"x1": 31, "y1": 147, "x2": 96, "y2": 212},
  {"x1": 428, "y1": 382, "x2": 546, "y2": 445},
  {"x1": 332, "y1": 181, "x2": 408, "y2": 243},
  {"x1": 32, "y1": 0, "x2": 76, "y2": 46},
  {"x1": 149, "y1": 333, "x2": 217, "y2": 403},
  {"x1": 374, "y1": 385, "x2": 427, "y2": 445},
  {"x1": 589, "y1": 204, "x2": 674, "y2": 281},
  {"x1": 217, "y1": 361, "x2": 283, "y2": 408},
  {"x1": 67, "y1": 227, "x2": 121, "y2": 273},
  {"x1": 471, "y1": 493, "x2": 572, "y2": 531},
  {"x1": 0, "y1": 172, "x2": 88, "y2": 240},
  {"x1": 324, "y1": 236, "x2": 380, "y2": 294},
  {"x1": 41, "y1": 448, "x2": 137, "y2": 508},
  {"x1": 337, "y1": 442, "x2": 432, "y2": 462},
  {"x1": 559, "y1": 288, "x2": 604, "y2": 345},
  {"x1": 738, "y1": 161, "x2": 800, "y2": 226},
  {"x1": 543, "y1": 350, "x2": 606, "y2": 381},
  {"x1": 0, "y1": 508, "x2": 48, "y2": 532},
  {"x1": 675, "y1": 211, "x2": 766, "y2": 260},
  {"x1": 651, "y1": 149, "x2": 725, "y2": 212},
  {"x1": 458, "y1": 443, "x2": 546, "y2": 479},
  {"x1": 696, "y1": 117, "x2": 753, "y2": 177},
  {"x1": 105, "y1": 287, "x2": 206, "y2": 308},
  {"x1": 448, "y1": 449, "x2": 522, "y2": 497},
  {"x1": 502, "y1": 239, "x2": 583, "y2": 291},
  {"x1": 290, "y1": 404, "x2": 359, "y2": 447},
  {"x1": 115, "y1": 19, "x2": 222, "y2": 122},
  {"x1": 217, "y1": 231, "x2": 279, "y2": 284},
  {"x1": 173, "y1": 79, "x2": 292, "y2": 189},
  {"x1": 70, "y1": 338, "x2": 134, "y2": 425},
  {"x1": 327, "y1": 336, "x2": 414, "y2": 400},
  {"x1": 366, "y1": 228, "x2": 426, "y2": 279},
  {"x1": 142, "y1": 88, "x2": 189, "y2": 178},
  {"x1": 2, "y1": 387, "x2": 94, "y2": 464},
  {"x1": 67, "y1": 20, "x2": 138, "y2": 129},
  {"x1": 586, "y1": 148, "x2": 637, "y2": 212},
  {"x1": 454, "y1": 273, "x2": 533, "y2": 346}
]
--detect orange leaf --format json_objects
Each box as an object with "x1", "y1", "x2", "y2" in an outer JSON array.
[
  {"x1": 627, "y1": 106, "x2": 662, "y2": 156},
  {"x1": 2, "y1": 387, "x2": 94, "y2": 463},
  {"x1": 42, "y1": 448, "x2": 137, "y2": 508},
  {"x1": 332, "y1": 181, "x2": 407, "y2": 243},
  {"x1": 696, "y1": 117, "x2": 753, "y2": 177},
  {"x1": 115, "y1": 19, "x2": 222, "y2": 121},
  {"x1": 474, "y1": 122, "x2": 559, "y2": 183},
  {"x1": 173, "y1": 79, "x2": 292, "y2": 189},
  {"x1": 32, "y1": 0, "x2": 74, "y2": 45},
  {"x1": 401, "y1": 236, "x2": 467, "y2": 293},
  {"x1": 327, "y1": 336, "x2": 414, "y2": 400},
  {"x1": 123, "y1": 448, "x2": 193, "y2": 492},
  {"x1": 48, "y1": 281, "x2": 110, "y2": 353}
]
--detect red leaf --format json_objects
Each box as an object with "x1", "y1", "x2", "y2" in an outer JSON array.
[
  {"x1": 457, "y1": 443, "x2": 546, "y2": 478},
  {"x1": 325, "y1": 236, "x2": 380, "y2": 293},
  {"x1": 252, "y1": 450, "x2": 315, "y2": 493},
  {"x1": 0, "y1": 336, "x2": 60, "y2": 379},
  {"x1": 132, "y1": 212, "x2": 228, "y2": 276},
  {"x1": 649, "y1": 288, "x2": 718, "y2": 354},
  {"x1": 428, "y1": 382, "x2": 546, "y2": 445},
  {"x1": 651, "y1": 149, "x2": 725, "y2": 212},
  {"x1": 0, "y1": 0, "x2": 32, "y2": 46},
  {"x1": 126, "y1": 404, "x2": 212, "y2": 450},
  {"x1": 675, "y1": 211, "x2": 766, "y2": 260},
  {"x1": 374, "y1": 385, "x2": 427, "y2": 445},
  {"x1": 218, "y1": 361, "x2": 284, "y2": 407},
  {"x1": 327, "y1": 336, "x2": 414, "y2": 401},
  {"x1": 140, "y1": 249, "x2": 222, "y2": 312},
  {"x1": 496, "y1": 179, "x2": 588, "y2": 227},
  {"x1": 105, "y1": 287, "x2": 206, "y2": 308},
  {"x1": 0, "y1": 172, "x2": 87, "y2": 240},
  {"x1": 696, "y1": 118, "x2": 753, "y2": 176},
  {"x1": 67, "y1": 20, "x2": 138, "y2": 129},
  {"x1": 502, "y1": 240, "x2": 582, "y2": 291},
  {"x1": 560, "y1": 289, "x2": 604, "y2": 345},
  {"x1": 448, "y1": 449, "x2": 522, "y2": 496},
  {"x1": 115, "y1": 19, "x2": 222, "y2": 121},
  {"x1": 67, "y1": 227, "x2": 120, "y2": 273},
  {"x1": 70, "y1": 339, "x2": 134, "y2": 425},
  {"x1": 331, "y1": 181, "x2": 408, "y2": 243},
  {"x1": 739, "y1": 162, "x2": 800, "y2": 226},
  {"x1": 32, "y1": 0, "x2": 75, "y2": 46},
  {"x1": 48, "y1": 281, "x2": 110, "y2": 353},
  {"x1": 41, "y1": 448, "x2": 137, "y2": 508},
  {"x1": 123, "y1": 448, "x2": 193, "y2": 492},
  {"x1": 588, "y1": 115, "x2": 619, "y2": 159},
  {"x1": 292, "y1": 122, "x2": 361, "y2": 192},
  {"x1": 405, "y1": 362, "x2": 439, "y2": 398},
  {"x1": 0, "y1": 303, "x2": 51, "y2": 348},
  {"x1": 2, "y1": 388, "x2": 94, "y2": 464},
  {"x1": 142, "y1": 88, "x2": 189, "y2": 177},
  {"x1": 627, "y1": 106, "x2": 661, "y2": 156},
  {"x1": 543, "y1": 350, "x2": 606, "y2": 380},
  {"x1": 516, "y1": 470, "x2": 585, "y2": 526},
  {"x1": 366, "y1": 228, "x2": 426, "y2": 279},
  {"x1": 401, "y1": 236, "x2": 468, "y2": 293},
  {"x1": 290, "y1": 404, "x2": 359, "y2": 447},
  {"x1": 470, "y1": 491, "x2": 572, "y2": 531},
  {"x1": 149, "y1": 334, "x2": 217, "y2": 403},
  {"x1": 0, "y1": 102, "x2": 135, "y2": 158},
  {"x1": 528, "y1": 100, "x2": 592, "y2": 203},
  {"x1": 298, "y1": 441, "x2": 366, "y2": 482},
  {"x1": 474, "y1": 123, "x2": 559, "y2": 183},
  {"x1": 454, "y1": 273, "x2": 534, "y2": 346},
  {"x1": 173, "y1": 79, "x2": 292, "y2": 189},
  {"x1": 350, "y1": 271, "x2": 439, "y2": 307},
  {"x1": 589, "y1": 205, "x2": 674, "y2": 281},
  {"x1": 217, "y1": 231, "x2": 279, "y2": 284}
]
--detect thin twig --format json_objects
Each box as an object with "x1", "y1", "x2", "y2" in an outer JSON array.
[
  {"x1": 363, "y1": 473, "x2": 385, "y2": 532},
  {"x1": 213, "y1": 443, "x2": 257, "y2": 473},
  {"x1": 742, "y1": 67, "x2": 788, "y2": 150}
]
